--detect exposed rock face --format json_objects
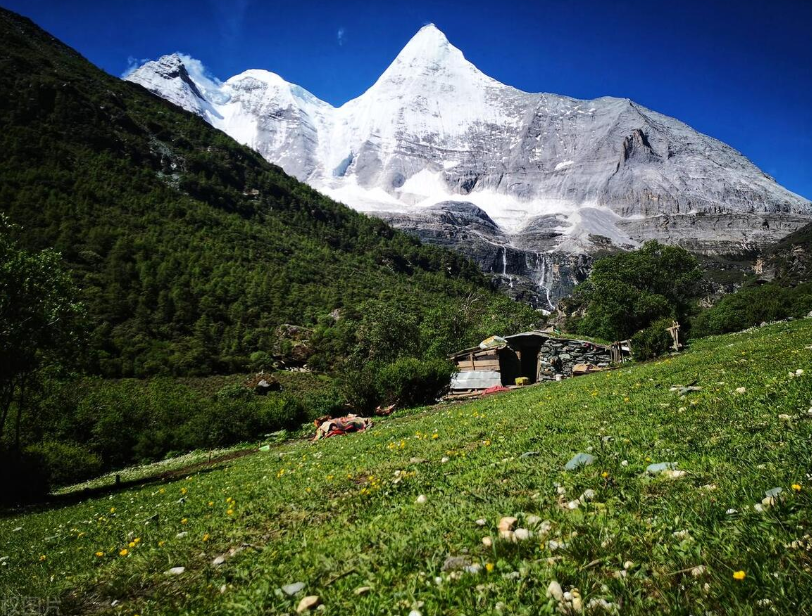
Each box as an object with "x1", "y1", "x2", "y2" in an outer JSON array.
[
  {"x1": 377, "y1": 202, "x2": 591, "y2": 308},
  {"x1": 126, "y1": 25, "x2": 812, "y2": 305}
]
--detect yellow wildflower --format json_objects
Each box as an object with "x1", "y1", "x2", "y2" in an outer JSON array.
[
  {"x1": 203, "y1": 534, "x2": 210, "y2": 542},
  {"x1": 95, "y1": 551, "x2": 104, "y2": 558},
  {"x1": 208, "y1": 501, "x2": 214, "y2": 507},
  {"x1": 485, "y1": 562, "x2": 494, "y2": 573},
  {"x1": 128, "y1": 541, "x2": 136, "y2": 548},
  {"x1": 733, "y1": 570, "x2": 746, "y2": 580},
  {"x1": 133, "y1": 537, "x2": 141, "y2": 544},
  {"x1": 119, "y1": 549, "x2": 128, "y2": 557},
  {"x1": 181, "y1": 518, "x2": 188, "y2": 525},
  {"x1": 227, "y1": 509, "x2": 234, "y2": 516},
  {"x1": 601, "y1": 471, "x2": 609, "y2": 478},
  {"x1": 181, "y1": 487, "x2": 187, "y2": 495},
  {"x1": 158, "y1": 541, "x2": 165, "y2": 547},
  {"x1": 39, "y1": 555, "x2": 47, "y2": 562},
  {"x1": 110, "y1": 507, "x2": 116, "y2": 513},
  {"x1": 792, "y1": 484, "x2": 802, "y2": 492}
]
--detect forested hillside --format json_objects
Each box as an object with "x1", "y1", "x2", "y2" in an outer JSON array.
[{"x1": 0, "y1": 8, "x2": 536, "y2": 378}]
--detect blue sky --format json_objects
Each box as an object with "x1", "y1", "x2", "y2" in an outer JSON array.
[{"x1": 3, "y1": 0, "x2": 811, "y2": 198}]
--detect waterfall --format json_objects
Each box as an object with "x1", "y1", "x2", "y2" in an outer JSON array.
[
  {"x1": 502, "y1": 246, "x2": 513, "y2": 288},
  {"x1": 537, "y1": 253, "x2": 554, "y2": 310}
]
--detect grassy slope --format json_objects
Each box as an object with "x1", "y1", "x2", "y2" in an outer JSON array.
[{"x1": 2, "y1": 320, "x2": 811, "y2": 615}]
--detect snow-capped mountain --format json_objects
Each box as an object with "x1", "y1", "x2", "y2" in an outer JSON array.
[{"x1": 126, "y1": 25, "x2": 812, "y2": 307}]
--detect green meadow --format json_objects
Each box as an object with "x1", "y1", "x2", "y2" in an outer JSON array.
[{"x1": 2, "y1": 319, "x2": 811, "y2": 615}]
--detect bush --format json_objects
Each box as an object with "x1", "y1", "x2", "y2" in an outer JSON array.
[
  {"x1": 216, "y1": 383, "x2": 254, "y2": 402},
  {"x1": 340, "y1": 362, "x2": 382, "y2": 413},
  {"x1": 24, "y1": 440, "x2": 103, "y2": 488},
  {"x1": 692, "y1": 282, "x2": 812, "y2": 338},
  {"x1": 631, "y1": 318, "x2": 675, "y2": 361},
  {"x1": 341, "y1": 358, "x2": 455, "y2": 412},
  {"x1": 376, "y1": 358, "x2": 455, "y2": 408}
]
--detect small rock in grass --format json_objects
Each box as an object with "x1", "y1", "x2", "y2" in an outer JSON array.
[
  {"x1": 691, "y1": 565, "x2": 706, "y2": 577},
  {"x1": 499, "y1": 530, "x2": 517, "y2": 542},
  {"x1": 407, "y1": 611, "x2": 422, "y2": 616},
  {"x1": 663, "y1": 470, "x2": 687, "y2": 479},
  {"x1": 514, "y1": 528, "x2": 533, "y2": 541},
  {"x1": 482, "y1": 536, "x2": 493, "y2": 547},
  {"x1": 475, "y1": 518, "x2": 487, "y2": 526},
  {"x1": 547, "y1": 580, "x2": 564, "y2": 601},
  {"x1": 566, "y1": 500, "x2": 580, "y2": 510},
  {"x1": 645, "y1": 462, "x2": 676, "y2": 474},
  {"x1": 440, "y1": 457, "x2": 450, "y2": 463},
  {"x1": 296, "y1": 596, "x2": 321, "y2": 613},
  {"x1": 442, "y1": 555, "x2": 472, "y2": 571},
  {"x1": 415, "y1": 494, "x2": 427, "y2": 505},
  {"x1": 497, "y1": 517, "x2": 518, "y2": 532},
  {"x1": 753, "y1": 503, "x2": 765, "y2": 512},
  {"x1": 565, "y1": 453, "x2": 595, "y2": 470},
  {"x1": 735, "y1": 387, "x2": 746, "y2": 394},
  {"x1": 409, "y1": 457, "x2": 426, "y2": 464},
  {"x1": 579, "y1": 489, "x2": 596, "y2": 503},
  {"x1": 621, "y1": 460, "x2": 628, "y2": 467},
  {"x1": 212, "y1": 555, "x2": 226, "y2": 566},
  {"x1": 520, "y1": 451, "x2": 539, "y2": 458},
  {"x1": 165, "y1": 567, "x2": 185, "y2": 575},
  {"x1": 726, "y1": 508, "x2": 738, "y2": 515},
  {"x1": 586, "y1": 598, "x2": 616, "y2": 612},
  {"x1": 353, "y1": 586, "x2": 371, "y2": 596},
  {"x1": 282, "y1": 582, "x2": 306, "y2": 596},
  {"x1": 176, "y1": 532, "x2": 188, "y2": 538},
  {"x1": 779, "y1": 414, "x2": 792, "y2": 421},
  {"x1": 797, "y1": 369, "x2": 804, "y2": 376},
  {"x1": 464, "y1": 564, "x2": 482, "y2": 574},
  {"x1": 570, "y1": 588, "x2": 583, "y2": 612}
]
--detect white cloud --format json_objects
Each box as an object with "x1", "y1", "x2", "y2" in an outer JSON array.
[
  {"x1": 122, "y1": 55, "x2": 150, "y2": 78},
  {"x1": 337, "y1": 27, "x2": 346, "y2": 46},
  {"x1": 176, "y1": 54, "x2": 229, "y2": 104}
]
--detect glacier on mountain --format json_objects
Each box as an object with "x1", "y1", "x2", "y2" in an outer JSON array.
[{"x1": 126, "y1": 24, "x2": 812, "y2": 306}]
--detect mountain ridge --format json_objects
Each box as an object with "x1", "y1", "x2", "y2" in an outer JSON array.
[{"x1": 127, "y1": 24, "x2": 812, "y2": 306}]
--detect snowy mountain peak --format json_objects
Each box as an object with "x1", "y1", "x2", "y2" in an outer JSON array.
[
  {"x1": 126, "y1": 27, "x2": 812, "y2": 272},
  {"x1": 127, "y1": 53, "x2": 210, "y2": 115},
  {"x1": 374, "y1": 23, "x2": 489, "y2": 87}
]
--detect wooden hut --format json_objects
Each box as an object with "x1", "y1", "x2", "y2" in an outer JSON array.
[{"x1": 449, "y1": 331, "x2": 624, "y2": 393}]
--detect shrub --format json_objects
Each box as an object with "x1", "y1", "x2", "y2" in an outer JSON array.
[
  {"x1": 339, "y1": 362, "x2": 382, "y2": 413},
  {"x1": 692, "y1": 282, "x2": 812, "y2": 337},
  {"x1": 215, "y1": 383, "x2": 254, "y2": 402},
  {"x1": 24, "y1": 440, "x2": 103, "y2": 488},
  {"x1": 376, "y1": 358, "x2": 455, "y2": 409},
  {"x1": 631, "y1": 318, "x2": 675, "y2": 361}
]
